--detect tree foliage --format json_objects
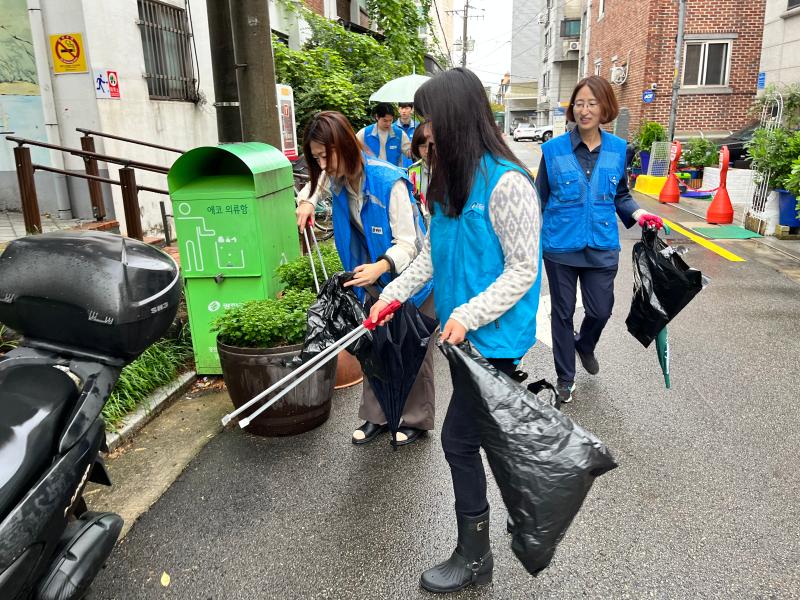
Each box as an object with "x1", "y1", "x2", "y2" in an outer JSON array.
[{"x1": 273, "y1": 0, "x2": 437, "y2": 135}]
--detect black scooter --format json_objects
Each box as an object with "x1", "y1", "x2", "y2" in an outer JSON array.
[{"x1": 0, "y1": 231, "x2": 181, "y2": 600}]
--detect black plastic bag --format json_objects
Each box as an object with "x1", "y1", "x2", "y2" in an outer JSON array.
[
  {"x1": 298, "y1": 272, "x2": 378, "y2": 373},
  {"x1": 440, "y1": 342, "x2": 618, "y2": 576},
  {"x1": 626, "y1": 228, "x2": 703, "y2": 347}
]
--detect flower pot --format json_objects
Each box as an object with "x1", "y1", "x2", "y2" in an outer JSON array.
[
  {"x1": 335, "y1": 349, "x2": 363, "y2": 389},
  {"x1": 218, "y1": 340, "x2": 336, "y2": 436},
  {"x1": 640, "y1": 150, "x2": 651, "y2": 174},
  {"x1": 777, "y1": 189, "x2": 800, "y2": 227}
]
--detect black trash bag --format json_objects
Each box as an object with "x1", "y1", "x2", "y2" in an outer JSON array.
[
  {"x1": 440, "y1": 341, "x2": 618, "y2": 576},
  {"x1": 360, "y1": 297, "x2": 438, "y2": 447},
  {"x1": 298, "y1": 272, "x2": 379, "y2": 374},
  {"x1": 625, "y1": 228, "x2": 704, "y2": 347}
]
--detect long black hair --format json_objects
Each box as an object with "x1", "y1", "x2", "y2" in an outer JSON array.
[{"x1": 414, "y1": 68, "x2": 527, "y2": 217}]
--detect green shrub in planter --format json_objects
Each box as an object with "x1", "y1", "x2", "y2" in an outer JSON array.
[
  {"x1": 682, "y1": 137, "x2": 719, "y2": 168},
  {"x1": 745, "y1": 127, "x2": 800, "y2": 189},
  {"x1": 782, "y1": 157, "x2": 800, "y2": 220},
  {"x1": 275, "y1": 243, "x2": 343, "y2": 293},
  {"x1": 634, "y1": 121, "x2": 667, "y2": 153},
  {"x1": 211, "y1": 289, "x2": 316, "y2": 349}
]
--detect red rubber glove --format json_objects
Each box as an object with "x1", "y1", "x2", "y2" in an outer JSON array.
[{"x1": 638, "y1": 213, "x2": 664, "y2": 230}]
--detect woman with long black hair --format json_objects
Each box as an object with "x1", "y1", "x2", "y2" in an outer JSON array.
[
  {"x1": 369, "y1": 68, "x2": 543, "y2": 593},
  {"x1": 296, "y1": 111, "x2": 435, "y2": 447}
]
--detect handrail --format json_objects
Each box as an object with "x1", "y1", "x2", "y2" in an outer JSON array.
[
  {"x1": 76, "y1": 128, "x2": 186, "y2": 154},
  {"x1": 6, "y1": 136, "x2": 169, "y2": 174}
]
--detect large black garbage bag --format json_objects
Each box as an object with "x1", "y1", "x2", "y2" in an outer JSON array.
[
  {"x1": 361, "y1": 297, "x2": 438, "y2": 447},
  {"x1": 625, "y1": 228, "x2": 704, "y2": 347},
  {"x1": 298, "y1": 272, "x2": 379, "y2": 374},
  {"x1": 440, "y1": 342, "x2": 618, "y2": 576}
]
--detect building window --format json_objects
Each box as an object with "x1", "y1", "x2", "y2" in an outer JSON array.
[
  {"x1": 561, "y1": 19, "x2": 581, "y2": 37},
  {"x1": 598, "y1": 0, "x2": 605, "y2": 18},
  {"x1": 594, "y1": 61, "x2": 602, "y2": 76},
  {"x1": 790, "y1": 0, "x2": 800, "y2": 9},
  {"x1": 544, "y1": 29, "x2": 551, "y2": 47},
  {"x1": 682, "y1": 41, "x2": 731, "y2": 87},
  {"x1": 137, "y1": 0, "x2": 197, "y2": 101}
]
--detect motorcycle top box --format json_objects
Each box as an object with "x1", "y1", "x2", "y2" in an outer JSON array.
[{"x1": 0, "y1": 231, "x2": 180, "y2": 363}]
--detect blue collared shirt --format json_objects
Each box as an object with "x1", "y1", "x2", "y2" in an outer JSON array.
[{"x1": 535, "y1": 128, "x2": 637, "y2": 268}]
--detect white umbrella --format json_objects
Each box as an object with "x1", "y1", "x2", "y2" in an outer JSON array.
[{"x1": 369, "y1": 73, "x2": 431, "y2": 103}]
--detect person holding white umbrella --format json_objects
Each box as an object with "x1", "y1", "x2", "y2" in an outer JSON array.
[{"x1": 356, "y1": 103, "x2": 412, "y2": 168}]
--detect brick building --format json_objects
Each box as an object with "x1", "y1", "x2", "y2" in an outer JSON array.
[{"x1": 586, "y1": 0, "x2": 767, "y2": 138}]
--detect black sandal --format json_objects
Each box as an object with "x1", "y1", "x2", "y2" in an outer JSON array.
[
  {"x1": 352, "y1": 421, "x2": 388, "y2": 445},
  {"x1": 392, "y1": 426, "x2": 427, "y2": 447}
]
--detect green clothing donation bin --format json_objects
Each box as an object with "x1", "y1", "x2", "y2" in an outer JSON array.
[{"x1": 168, "y1": 143, "x2": 299, "y2": 374}]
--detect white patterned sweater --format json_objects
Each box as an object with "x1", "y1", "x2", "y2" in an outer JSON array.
[{"x1": 380, "y1": 170, "x2": 541, "y2": 331}]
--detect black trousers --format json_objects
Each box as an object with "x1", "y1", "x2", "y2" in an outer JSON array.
[
  {"x1": 441, "y1": 357, "x2": 517, "y2": 517},
  {"x1": 543, "y1": 258, "x2": 618, "y2": 384}
]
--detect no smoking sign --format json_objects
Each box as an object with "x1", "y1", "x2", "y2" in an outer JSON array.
[{"x1": 50, "y1": 33, "x2": 88, "y2": 74}]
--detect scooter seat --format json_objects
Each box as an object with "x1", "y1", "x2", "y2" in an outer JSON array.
[{"x1": 0, "y1": 364, "x2": 78, "y2": 518}]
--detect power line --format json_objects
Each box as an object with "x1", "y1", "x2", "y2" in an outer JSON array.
[{"x1": 431, "y1": 0, "x2": 453, "y2": 65}]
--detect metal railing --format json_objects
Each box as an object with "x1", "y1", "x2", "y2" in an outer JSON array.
[{"x1": 6, "y1": 131, "x2": 181, "y2": 241}]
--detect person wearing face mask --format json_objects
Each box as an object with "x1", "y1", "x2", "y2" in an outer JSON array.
[
  {"x1": 296, "y1": 111, "x2": 435, "y2": 447},
  {"x1": 535, "y1": 76, "x2": 663, "y2": 405},
  {"x1": 356, "y1": 103, "x2": 412, "y2": 168}
]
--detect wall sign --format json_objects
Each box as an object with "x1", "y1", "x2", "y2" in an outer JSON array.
[
  {"x1": 94, "y1": 68, "x2": 121, "y2": 99},
  {"x1": 757, "y1": 72, "x2": 766, "y2": 90},
  {"x1": 642, "y1": 89, "x2": 655, "y2": 104},
  {"x1": 50, "y1": 33, "x2": 87, "y2": 74}
]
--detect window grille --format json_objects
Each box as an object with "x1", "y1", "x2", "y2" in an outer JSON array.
[
  {"x1": 137, "y1": 0, "x2": 198, "y2": 101},
  {"x1": 790, "y1": 0, "x2": 800, "y2": 10}
]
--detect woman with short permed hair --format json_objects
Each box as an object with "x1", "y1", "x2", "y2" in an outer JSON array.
[{"x1": 536, "y1": 75, "x2": 663, "y2": 405}]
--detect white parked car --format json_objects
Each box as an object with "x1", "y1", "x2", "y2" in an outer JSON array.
[{"x1": 513, "y1": 124, "x2": 554, "y2": 142}]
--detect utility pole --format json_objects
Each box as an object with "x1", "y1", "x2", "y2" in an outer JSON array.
[
  {"x1": 206, "y1": 0, "x2": 241, "y2": 142},
  {"x1": 448, "y1": 2, "x2": 483, "y2": 69},
  {"x1": 667, "y1": 0, "x2": 686, "y2": 141},
  {"x1": 461, "y1": 2, "x2": 469, "y2": 68}
]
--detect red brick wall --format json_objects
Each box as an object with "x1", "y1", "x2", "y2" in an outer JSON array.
[
  {"x1": 305, "y1": 0, "x2": 325, "y2": 16},
  {"x1": 589, "y1": 0, "x2": 765, "y2": 138}
]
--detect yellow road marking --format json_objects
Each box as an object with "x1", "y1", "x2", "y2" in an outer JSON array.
[{"x1": 661, "y1": 218, "x2": 746, "y2": 262}]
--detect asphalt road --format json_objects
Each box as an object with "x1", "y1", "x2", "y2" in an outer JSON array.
[{"x1": 91, "y1": 140, "x2": 800, "y2": 599}]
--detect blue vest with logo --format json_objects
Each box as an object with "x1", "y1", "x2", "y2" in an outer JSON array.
[
  {"x1": 364, "y1": 123, "x2": 405, "y2": 168},
  {"x1": 430, "y1": 154, "x2": 543, "y2": 359},
  {"x1": 540, "y1": 130, "x2": 627, "y2": 253},
  {"x1": 331, "y1": 154, "x2": 432, "y2": 307},
  {"x1": 398, "y1": 120, "x2": 417, "y2": 169}
]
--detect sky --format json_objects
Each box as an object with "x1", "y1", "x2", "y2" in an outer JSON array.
[{"x1": 448, "y1": 0, "x2": 515, "y2": 92}]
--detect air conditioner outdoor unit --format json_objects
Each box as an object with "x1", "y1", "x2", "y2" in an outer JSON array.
[{"x1": 568, "y1": 41, "x2": 581, "y2": 51}]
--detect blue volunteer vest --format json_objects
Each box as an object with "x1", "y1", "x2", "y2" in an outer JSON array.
[
  {"x1": 398, "y1": 120, "x2": 417, "y2": 169},
  {"x1": 364, "y1": 123, "x2": 405, "y2": 167},
  {"x1": 540, "y1": 130, "x2": 627, "y2": 253},
  {"x1": 430, "y1": 154, "x2": 543, "y2": 359},
  {"x1": 331, "y1": 154, "x2": 433, "y2": 307}
]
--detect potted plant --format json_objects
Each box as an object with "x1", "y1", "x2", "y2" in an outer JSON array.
[
  {"x1": 275, "y1": 244, "x2": 365, "y2": 389},
  {"x1": 634, "y1": 121, "x2": 667, "y2": 174},
  {"x1": 681, "y1": 137, "x2": 719, "y2": 187},
  {"x1": 212, "y1": 288, "x2": 337, "y2": 436},
  {"x1": 746, "y1": 127, "x2": 800, "y2": 226}
]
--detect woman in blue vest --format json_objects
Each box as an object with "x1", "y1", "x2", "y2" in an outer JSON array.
[
  {"x1": 535, "y1": 76, "x2": 663, "y2": 405},
  {"x1": 296, "y1": 110, "x2": 435, "y2": 447},
  {"x1": 369, "y1": 68, "x2": 543, "y2": 593}
]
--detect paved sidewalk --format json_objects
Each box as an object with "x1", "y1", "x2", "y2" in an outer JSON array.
[{"x1": 0, "y1": 210, "x2": 84, "y2": 244}]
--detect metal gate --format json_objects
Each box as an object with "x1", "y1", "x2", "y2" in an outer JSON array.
[{"x1": 745, "y1": 91, "x2": 784, "y2": 234}]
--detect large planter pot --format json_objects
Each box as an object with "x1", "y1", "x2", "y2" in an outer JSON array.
[
  {"x1": 218, "y1": 340, "x2": 336, "y2": 436},
  {"x1": 335, "y1": 349, "x2": 363, "y2": 389},
  {"x1": 777, "y1": 189, "x2": 800, "y2": 227},
  {"x1": 640, "y1": 150, "x2": 651, "y2": 174}
]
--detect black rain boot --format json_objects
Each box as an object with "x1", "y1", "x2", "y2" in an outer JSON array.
[{"x1": 420, "y1": 508, "x2": 493, "y2": 593}]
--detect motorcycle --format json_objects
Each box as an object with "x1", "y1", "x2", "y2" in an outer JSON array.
[{"x1": 0, "y1": 231, "x2": 181, "y2": 600}]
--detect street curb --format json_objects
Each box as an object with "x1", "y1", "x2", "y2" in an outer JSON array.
[{"x1": 105, "y1": 371, "x2": 197, "y2": 452}]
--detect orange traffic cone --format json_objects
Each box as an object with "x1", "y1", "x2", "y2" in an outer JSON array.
[
  {"x1": 659, "y1": 173, "x2": 681, "y2": 203},
  {"x1": 706, "y1": 186, "x2": 733, "y2": 224},
  {"x1": 706, "y1": 145, "x2": 733, "y2": 224}
]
